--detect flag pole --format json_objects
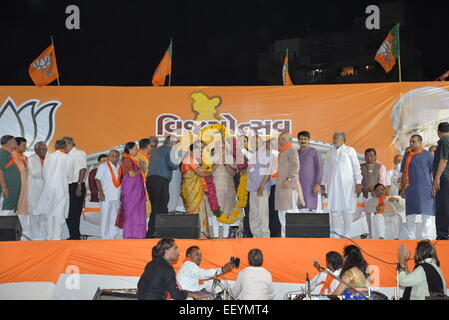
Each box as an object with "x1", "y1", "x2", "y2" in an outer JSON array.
[
  {"x1": 398, "y1": 55, "x2": 402, "y2": 83},
  {"x1": 50, "y1": 35, "x2": 60, "y2": 86},
  {"x1": 168, "y1": 38, "x2": 172, "y2": 86}
]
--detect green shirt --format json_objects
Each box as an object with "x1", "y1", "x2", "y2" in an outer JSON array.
[{"x1": 0, "y1": 149, "x2": 21, "y2": 211}]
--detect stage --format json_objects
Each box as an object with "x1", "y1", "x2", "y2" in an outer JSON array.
[{"x1": 1, "y1": 237, "x2": 448, "y2": 300}]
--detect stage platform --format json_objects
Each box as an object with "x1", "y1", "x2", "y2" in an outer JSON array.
[{"x1": 0, "y1": 237, "x2": 448, "y2": 300}]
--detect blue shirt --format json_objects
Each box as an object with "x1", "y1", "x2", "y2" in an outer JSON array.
[
  {"x1": 247, "y1": 150, "x2": 276, "y2": 193},
  {"x1": 148, "y1": 146, "x2": 180, "y2": 182}
]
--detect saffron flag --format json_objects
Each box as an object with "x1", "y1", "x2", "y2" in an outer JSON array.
[
  {"x1": 375, "y1": 23, "x2": 400, "y2": 73},
  {"x1": 282, "y1": 49, "x2": 293, "y2": 86},
  {"x1": 29, "y1": 44, "x2": 59, "y2": 87},
  {"x1": 152, "y1": 40, "x2": 173, "y2": 86}
]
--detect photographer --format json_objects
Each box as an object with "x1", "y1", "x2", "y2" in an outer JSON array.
[
  {"x1": 177, "y1": 246, "x2": 236, "y2": 292},
  {"x1": 232, "y1": 249, "x2": 274, "y2": 300},
  {"x1": 137, "y1": 239, "x2": 210, "y2": 300}
]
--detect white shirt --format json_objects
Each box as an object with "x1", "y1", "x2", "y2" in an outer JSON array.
[
  {"x1": 399, "y1": 258, "x2": 447, "y2": 300},
  {"x1": 176, "y1": 261, "x2": 222, "y2": 292},
  {"x1": 310, "y1": 269, "x2": 341, "y2": 295},
  {"x1": 386, "y1": 164, "x2": 402, "y2": 196},
  {"x1": 68, "y1": 147, "x2": 87, "y2": 184},
  {"x1": 323, "y1": 144, "x2": 362, "y2": 212},
  {"x1": 95, "y1": 161, "x2": 121, "y2": 201},
  {"x1": 27, "y1": 154, "x2": 45, "y2": 215},
  {"x1": 232, "y1": 266, "x2": 274, "y2": 300},
  {"x1": 35, "y1": 150, "x2": 75, "y2": 218}
]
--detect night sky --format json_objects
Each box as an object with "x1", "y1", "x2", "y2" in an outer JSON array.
[{"x1": 1, "y1": 0, "x2": 448, "y2": 86}]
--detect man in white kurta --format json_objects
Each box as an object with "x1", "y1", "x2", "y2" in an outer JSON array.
[
  {"x1": 386, "y1": 154, "x2": 403, "y2": 196},
  {"x1": 95, "y1": 150, "x2": 121, "y2": 239},
  {"x1": 27, "y1": 142, "x2": 48, "y2": 240},
  {"x1": 365, "y1": 183, "x2": 404, "y2": 239},
  {"x1": 323, "y1": 132, "x2": 362, "y2": 238},
  {"x1": 35, "y1": 141, "x2": 75, "y2": 240}
]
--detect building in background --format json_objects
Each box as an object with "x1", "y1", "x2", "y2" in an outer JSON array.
[{"x1": 258, "y1": 1, "x2": 422, "y2": 85}]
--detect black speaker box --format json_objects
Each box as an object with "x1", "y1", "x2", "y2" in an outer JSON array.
[
  {"x1": 286, "y1": 213, "x2": 330, "y2": 238},
  {"x1": 155, "y1": 214, "x2": 199, "y2": 239},
  {"x1": 0, "y1": 216, "x2": 22, "y2": 241}
]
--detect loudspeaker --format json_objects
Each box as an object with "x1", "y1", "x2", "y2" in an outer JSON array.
[
  {"x1": 0, "y1": 216, "x2": 22, "y2": 241},
  {"x1": 155, "y1": 214, "x2": 199, "y2": 239},
  {"x1": 286, "y1": 213, "x2": 330, "y2": 238}
]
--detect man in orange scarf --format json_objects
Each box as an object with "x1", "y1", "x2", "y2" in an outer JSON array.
[
  {"x1": 400, "y1": 135, "x2": 435, "y2": 240},
  {"x1": 95, "y1": 150, "x2": 121, "y2": 239},
  {"x1": 365, "y1": 183, "x2": 404, "y2": 239}
]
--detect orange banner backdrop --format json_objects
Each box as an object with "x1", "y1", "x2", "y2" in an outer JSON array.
[
  {"x1": 1, "y1": 82, "x2": 449, "y2": 168},
  {"x1": 0, "y1": 238, "x2": 448, "y2": 288}
]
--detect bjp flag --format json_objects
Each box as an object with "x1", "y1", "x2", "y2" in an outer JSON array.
[
  {"x1": 152, "y1": 40, "x2": 172, "y2": 86},
  {"x1": 375, "y1": 23, "x2": 400, "y2": 73},
  {"x1": 282, "y1": 49, "x2": 293, "y2": 86},
  {"x1": 29, "y1": 44, "x2": 59, "y2": 87}
]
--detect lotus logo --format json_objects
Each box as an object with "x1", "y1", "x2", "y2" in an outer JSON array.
[
  {"x1": 377, "y1": 40, "x2": 392, "y2": 60},
  {"x1": 32, "y1": 54, "x2": 53, "y2": 76},
  {"x1": 0, "y1": 97, "x2": 62, "y2": 149}
]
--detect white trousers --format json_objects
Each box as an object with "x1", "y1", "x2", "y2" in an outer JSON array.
[
  {"x1": 330, "y1": 211, "x2": 354, "y2": 238},
  {"x1": 278, "y1": 189, "x2": 300, "y2": 238},
  {"x1": 100, "y1": 200, "x2": 120, "y2": 239},
  {"x1": 405, "y1": 214, "x2": 433, "y2": 240},
  {"x1": 18, "y1": 215, "x2": 31, "y2": 240},
  {"x1": 30, "y1": 214, "x2": 47, "y2": 240},
  {"x1": 372, "y1": 214, "x2": 402, "y2": 239},
  {"x1": 0, "y1": 210, "x2": 15, "y2": 216},
  {"x1": 209, "y1": 216, "x2": 230, "y2": 238},
  {"x1": 47, "y1": 216, "x2": 66, "y2": 240},
  {"x1": 250, "y1": 190, "x2": 270, "y2": 238}
]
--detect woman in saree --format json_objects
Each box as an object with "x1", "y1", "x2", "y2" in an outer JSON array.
[
  {"x1": 181, "y1": 141, "x2": 212, "y2": 239},
  {"x1": 116, "y1": 142, "x2": 147, "y2": 239}
]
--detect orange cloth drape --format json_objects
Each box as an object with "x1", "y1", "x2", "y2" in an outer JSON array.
[{"x1": 404, "y1": 148, "x2": 423, "y2": 186}]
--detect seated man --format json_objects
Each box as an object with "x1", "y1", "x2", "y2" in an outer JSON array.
[
  {"x1": 232, "y1": 249, "x2": 274, "y2": 300},
  {"x1": 177, "y1": 246, "x2": 235, "y2": 292},
  {"x1": 365, "y1": 183, "x2": 404, "y2": 240},
  {"x1": 137, "y1": 238, "x2": 210, "y2": 300},
  {"x1": 310, "y1": 251, "x2": 343, "y2": 295}
]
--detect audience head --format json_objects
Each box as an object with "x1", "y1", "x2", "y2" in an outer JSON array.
[
  {"x1": 97, "y1": 154, "x2": 108, "y2": 164},
  {"x1": 63, "y1": 136, "x2": 76, "y2": 152},
  {"x1": 153, "y1": 238, "x2": 179, "y2": 263},
  {"x1": 410, "y1": 135, "x2": 423, "y2": 151},
  {"x1": 15, "y1": 137, "x2": 27, "y2": 153},
  {"x1": 326, "y1": 251, "x2": 343, "y2": 272},
  {"x1": 248, "y1": 249, "x2": 263, "y2": 267},
  {"x1": 437, "y1": 122, "x2": 449, "y2": 139},
  {"x1": 124, "y1": 142, "x2": 138, "y2": 157},
  {"x1": 333, "y1": 131, "x2": 346, "y2": 148},
  {"x1": 364, "y1": 148, "x2": 377, "y2": 164},
  {"x1": 186, "y1": 246, "x2": 201, "y2": 265},
  {"x1": 341, "y1": 245, "x2": 368, "y2": 279},
  {"x1": 55, "y1": 139, "x2": 67, "y2": 151},
  {"x1": 0, "y1": 135, "x2": 17, "y2": 150},
  {"x1": 414, "y1": 240, "x2": 440, "y2": 267},
  {"x1": 297, "y1": 131, "x2": 311, "y2": 149},
  {"x1": 108, "y1": 150, "x2": 120, "y2": 165},
  {"x1": 34, "y1": 142, "x2": 47, "y2": 159}
]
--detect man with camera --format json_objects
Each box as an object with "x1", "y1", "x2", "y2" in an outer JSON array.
[{"x1": 177, "y1": 246, "x2": 236, "y2": 292}]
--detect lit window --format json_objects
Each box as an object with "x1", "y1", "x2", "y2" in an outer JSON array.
[{"x1": 340, "y1": 66, "x2": 355, "y2": 77}]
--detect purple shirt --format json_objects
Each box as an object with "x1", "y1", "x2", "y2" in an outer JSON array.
[
  {"x1": 247, "y1": 150, "x2": 276, "y2": 193},
  {"x1": 298, "y1": 147, "x2": 323, "y2": 210}
]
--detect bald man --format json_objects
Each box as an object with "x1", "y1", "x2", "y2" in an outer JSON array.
[
  {"x1": 274, "y1": 131, "x2": 305, "y2": 237},
  {"x1": 95, "y1": 150, "x2": 121, "y2": 239}
]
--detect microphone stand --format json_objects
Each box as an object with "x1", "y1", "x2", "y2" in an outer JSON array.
[
  {"x1": 305, "y1": 273, "x2": 311, "y2": 300},
  {"x1": 314, "y1": 262, "x2": 371, "y2": 300}
]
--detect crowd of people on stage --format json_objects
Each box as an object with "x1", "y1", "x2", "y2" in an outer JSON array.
[
  {"x1": 1, "y1": 121, "x2": 449, "y2": 242},
  {"x1": 136, "y1": 238, "x2": 446, "y2": 300}
]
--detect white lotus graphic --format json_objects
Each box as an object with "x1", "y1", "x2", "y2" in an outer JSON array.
[
  {"x1": 0, "y1": 97, "x2": 62, "y2": 149},
  {"x1": 377, "y1": 40, "x2": 391, "y2": 59},
  {"x1": 32, "y1": 54, "x2": 53, "y2": 76}
]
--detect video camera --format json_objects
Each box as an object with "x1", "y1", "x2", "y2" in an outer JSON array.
[{"x1": 230, "y1": 256, "x2": 240, "y2": 267}]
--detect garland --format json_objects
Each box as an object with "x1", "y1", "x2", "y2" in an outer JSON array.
[{"x1": 199, "y1": 124, "x2": 249, "y2": 225}]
